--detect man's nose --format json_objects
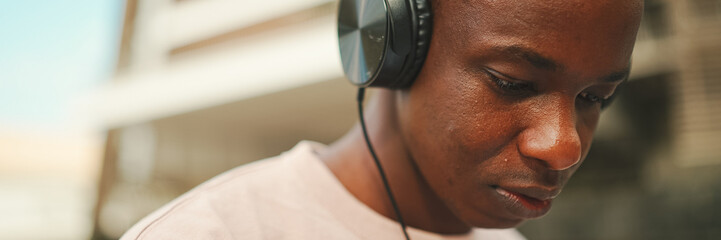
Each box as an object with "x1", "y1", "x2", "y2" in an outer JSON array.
[{"x1": 517, "y1": 100, "x2": 582, "y2": 171}]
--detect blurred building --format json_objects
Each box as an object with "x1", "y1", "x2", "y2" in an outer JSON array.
[
  {"x1": 89, "y1": 0, "x2": 354, "y2": 238},
  {"x1": 90, "y1": 0, "x2": 721, "y2": 239}
]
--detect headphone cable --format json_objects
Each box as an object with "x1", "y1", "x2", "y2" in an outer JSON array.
[{"x1": 357, "y1": 87, "x2": 411, "y2": 240}]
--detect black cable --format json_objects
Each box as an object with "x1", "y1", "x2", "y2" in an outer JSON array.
[{"x1": 356, "y1": 88, "x2": 411, "y2": 240}]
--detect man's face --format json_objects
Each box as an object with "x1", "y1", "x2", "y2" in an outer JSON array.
[{"x1": 397, "y1": 0, "x2": 642, "y2": 228}]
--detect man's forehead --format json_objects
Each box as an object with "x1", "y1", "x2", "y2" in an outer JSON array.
[
  {"x1": 437, "y1": 0, "x2": 642, "y2": 18},
  {"x1": 432, "y1": 0, "x2": 642, "y2": 48},
  {"x1": 433, "y1": 0, "x2": 643, "y2": 51}
]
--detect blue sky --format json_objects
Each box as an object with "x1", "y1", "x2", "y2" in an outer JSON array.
[{"x1": 0, "y1": 0, "x2": 123, "y2": 129}]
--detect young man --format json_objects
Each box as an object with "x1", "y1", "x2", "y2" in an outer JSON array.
[{"x1": 122, "y1": 0, "x2": 643, "y2": 239}]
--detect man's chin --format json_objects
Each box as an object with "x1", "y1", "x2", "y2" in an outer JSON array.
[{"x1": 463, "y1": 214, "x2": 526, "y2": 229}]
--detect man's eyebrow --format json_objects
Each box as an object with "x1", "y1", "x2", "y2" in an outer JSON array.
[
  {"x1": 495, "y1": 45, "x2": 630, "y2": 83},
  {"x1": 495, "y1": 45, "x2": 564, "y2": 71}
]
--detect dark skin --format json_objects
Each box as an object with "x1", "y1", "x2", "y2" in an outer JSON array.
[{"x1": 320, "y1": 0, "x2": 643, "y2": 235}]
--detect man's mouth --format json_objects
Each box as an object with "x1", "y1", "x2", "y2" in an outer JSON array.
[{"x1": 491, "y1": 185, "x2": 559, "y2": 219}]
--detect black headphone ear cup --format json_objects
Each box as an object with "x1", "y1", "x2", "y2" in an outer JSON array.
[
  {"x1": 338, "y1": 0, "x2": 433, "y2": 89},
  {"x1": 338, "y1": 0, "x2": 389, "y2": 87},
  {"x1": 388, "y1": 0, "x2": 432, "y2": 89}
]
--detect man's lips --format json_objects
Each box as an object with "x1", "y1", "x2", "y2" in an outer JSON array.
[
  {"x1": 495, "y1": 187, "x2": 550, "y2": 210},
  {"x1": 490, "y1": 185, "x2": 561, "y2": 218},
  {"x1": 496, "y1": 185, "x2": 561, "y2": 202}
]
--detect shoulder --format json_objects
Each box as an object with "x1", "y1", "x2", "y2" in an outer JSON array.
[{"x1": 120, "y1": 155, "x2": 287, "y2": 240}]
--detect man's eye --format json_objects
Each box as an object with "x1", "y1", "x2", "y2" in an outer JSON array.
[
  {"x1": 578, "y1": 92, "x2": 607, "y2": 106},
  {"x1": 484, "y1": 69, "x2": 533, "y2": 92}
]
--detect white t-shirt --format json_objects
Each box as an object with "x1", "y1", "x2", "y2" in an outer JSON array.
[{"x1": 121, "y1": 141, "x2": 526, "y2": 240}]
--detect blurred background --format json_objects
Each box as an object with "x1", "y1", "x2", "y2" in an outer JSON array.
[{"x1": 1, "y1": 0, "x2": 719, "y2": 239}]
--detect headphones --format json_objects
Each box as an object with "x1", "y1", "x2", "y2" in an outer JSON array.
[{"x1": 338, "y1": 0, "x2": 432, "y2": 88}]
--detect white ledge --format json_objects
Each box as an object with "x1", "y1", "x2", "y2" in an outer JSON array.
[
  {"x1": 81, "y1": 15, "x2": 344, "y2": 129},
  {"x1": 163, "y1": 0, "x2": 335, "y2": 49}
]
